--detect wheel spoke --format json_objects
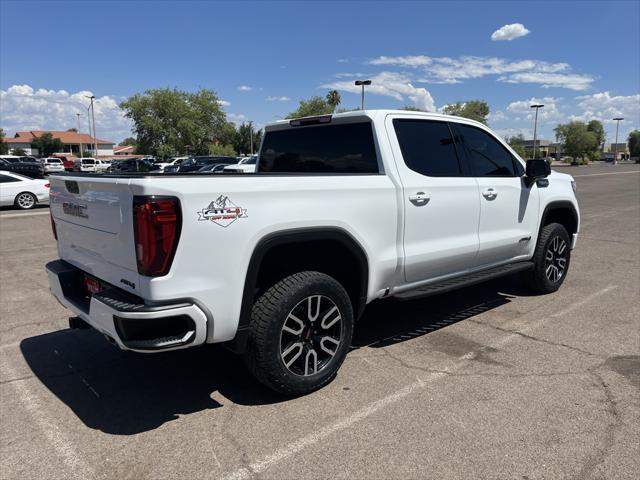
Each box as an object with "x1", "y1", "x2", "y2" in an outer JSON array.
[
  {"x1": 304, "y1": 349, "x2": 318, "y2": 375},
  {"x1": 307, "y1": 295, "x2": 321, "y2": 323},
  {"x1": 320, "y1": 336, "x2": 340, "y2": 356},
  {"x1": 546, "y1": 250, "x2": 554, "y2": 262},
  {"x1": 282, "y1": 342, "x2": 304, "y2": 368},
  {"x1": 283, "y1": 313, "x2": 305, "y2": 335},
  {"x1": 320, "y1": 306, "x2": 341, "y2": 329},
  {"x1": 557, "y1": 258, "x2": 567, "y2": 269},
  {"x1": 558, "y1": 240, "x2": 567, "y2": 255}
]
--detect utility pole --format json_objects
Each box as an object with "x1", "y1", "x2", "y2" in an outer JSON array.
[
  {"x1": 355, "y1": 80, "x2": 372, "y2": 110},
  {"x1": 86, "y1": 105, "x2": 93, "y2": 156},
  {"x1": 613, "y1": 117, "x2": 624, "y2": 165},
  {"x1": 76, "y1": 113, "x2": 83, "y2": 158},
  {"x1": 85, "y1": 95, "x2": 97, "y2": 156},
  {"x1": 530, "y1": 104, "x2": 544, "y2": 159}
]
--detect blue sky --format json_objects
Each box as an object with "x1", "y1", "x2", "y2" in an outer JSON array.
[{"x1": 1, "y1": 0, "x2": 639, "y2": 144}]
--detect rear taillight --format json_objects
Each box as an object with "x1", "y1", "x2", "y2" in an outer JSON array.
[
  {"x1": 50, "y1": 209, "x2": 57, "y2": 240},
  {"x1": 133, "y1": 196, "x2": 181, "y2": 277},
  {"x1": 44, "y1": 183, "x2": 50, "y2": 188}
]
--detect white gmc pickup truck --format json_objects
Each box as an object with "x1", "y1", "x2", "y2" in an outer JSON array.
[{"x1": 47, "y1": 110, "x2": 579, "y2": 395}]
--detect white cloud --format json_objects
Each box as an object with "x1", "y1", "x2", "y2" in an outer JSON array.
[
  {"x1": 494, "y1": 127, "x2": 533, "y2": 140},
  {"x1": 322, "y1": 71, "x2": 436, "y2": 111},
  {"x1": 0, "y1": 84, "x2": 132, "y2": 142},
  {"x1": 572, "y1": 91, "x2": 640, "y2": 123},
  {"x1": 218, "y1": 100, "x2": 231, "y2": 107},
  {"x1": 369, "y1": 55, "x2": 431, "y2": 67},
  {"x1": 265, "y1": 96, "x2": 291, "y2": 102},
  {"x1": 227, "y1": 112, "x2": 248, "y2": 124},
  {"x1": 498, "y1": 72, "x2": 594, "y2": 91},
  {"x1": 366, "y1": 54, "x2": 592, "y2": 91},
  {"x1": 337, "y1": 58, "x2": 349, "y2": 63},
  {"x1": 506, "y1": 96, "x2": 565, "y2": 122},
  {"x1": 237, "y1": 85, "x2": 253, "y2": 92},
  {"x1": 491, "y1": 23, "x2": 530, "y2": 41},
  {"x1": 334, "y1": 72, "x2": 369, "y2": 79}
]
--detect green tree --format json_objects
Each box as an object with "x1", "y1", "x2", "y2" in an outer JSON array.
[
  {"x1": 66, "y1": 128, "x2": 78, "y2": 132},
  {"x1": 120, "y1": 137, "x2": 137, "y2": 146},
  {"x1": 12, "y1": 147, "x2": 27, "y2": 156},
  {"x1": 31, "y1": 132, "x2": 63, "y2": 157},
  {"x1": 209, "y1": 143, "x2": 237, "y2": 156},
  {"x1": 505, "y1": 134, "x2": 527, "y2": 158},
  {"x1": 0, "y1": 128, "x2": 8, "y2": 155},
  {"x1": 442, "y1": 100, "x2": 490, "y2": 124},
  {"x1": 286, "y1": 96, "x2": 334, "y2": 119},
  {"x1": 586, "y1": 120, "x2": 605, "y2": 150},
  {"x1": 326, "y1": 90, "x2": 341, "y2": 110},
  {"x1": 554, "y1": 121, "x2": 598, "y2": 164},
  {"x1": 120, "y1": 88, "x2": 228, "y2": 156},
  {"x1": 401, "y1": 105, "x2": 425, "y2": 112},
  {"x1": 627, "y1": 130, "x2": 640, "y2": 158},
  {"x1": 233, "y1": 122, "x2": 263, "y2": 155}
]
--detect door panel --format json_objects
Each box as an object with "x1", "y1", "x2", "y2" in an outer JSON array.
[
  {"x1": 454, "y1": 123, "x2": 539, "y2": 266},
  {"x1": 386, "y1": 117, "x2": 480, "y2": 283}
]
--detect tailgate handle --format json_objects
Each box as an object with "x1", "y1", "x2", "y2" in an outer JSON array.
[{"x1": 65, "y1": 180, "x2": 79, "y2": 194}]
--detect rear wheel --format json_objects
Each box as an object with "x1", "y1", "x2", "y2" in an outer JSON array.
[
  {"x1": 526, "y1": 222, "x2": 571, "y2": 293},
  {"x1": 244, "y1": 271, "x2": 354, "y2": 396},
  {"x1": 14, "y1": 192, "x2": 36, "y2": 210}
]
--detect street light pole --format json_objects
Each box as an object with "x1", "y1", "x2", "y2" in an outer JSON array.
[
  {"x1": 76, "y1": 113, "x2": 83, "y2": 158},
  {"x1": 354, "y1": 80, "x2": 372, "y2": 110},
  {"x1": 86, "y1": 105, "x2": 93, "y2": 157},
  {"x1": 248, "y1": 121, "x2": 253, "y2": 155},
  {"x1": 613, "y1": 117, "x2": 624, "y2": 165},
  {"x1": 530, "y1": 104, "x2": 544, "y2": 159},
  {"x1": 85, "y1": 95, "x2": 97, "y2": 156}
]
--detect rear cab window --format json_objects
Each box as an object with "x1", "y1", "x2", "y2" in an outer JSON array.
[{"x1": 258, "y1": 120, "x2": 380, "y2": 174}]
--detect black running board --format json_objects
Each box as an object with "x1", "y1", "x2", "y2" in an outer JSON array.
[{"x1": 394, "y1": 262, "x2": 534, "y2": 301}]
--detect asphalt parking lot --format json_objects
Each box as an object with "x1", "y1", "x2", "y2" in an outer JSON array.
[{"x1": 1, "y1": 164, "x2": 638, "y2": 480}]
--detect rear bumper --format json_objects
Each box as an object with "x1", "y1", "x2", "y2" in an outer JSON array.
[{"x1": 46, "y1": 260, "x2": 208, "y2": 352}]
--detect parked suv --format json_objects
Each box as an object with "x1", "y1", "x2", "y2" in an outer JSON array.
[
  {"x1": 41, "y1": 157, "x2": 65, "y2": 174},
  {"x1": 47, "y1": 110, "x2": 579, "y2": 395}
]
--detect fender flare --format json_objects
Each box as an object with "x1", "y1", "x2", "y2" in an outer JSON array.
[
  {"x1": 539, "y1": 200, "x2": 579, "y2": 235},
  {"x1": 232, "y1": 227, "x2": 369, "y2": 352}
]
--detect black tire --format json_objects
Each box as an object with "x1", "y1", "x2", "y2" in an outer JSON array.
[
  {"x1": 244, "y1": 271, "x2": 354, "y2": 396},
  {"x1": 14, "y1": 192, "x2": 37, "y2": 210},
  {"x1": 526, "y1": 222, "x2": 571, "y2": 293}
]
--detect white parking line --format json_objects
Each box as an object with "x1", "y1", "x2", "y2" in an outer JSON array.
[
  {"x1": 0, "y1": 210, "x2": 50, "y2": 218},
  {"x1": 572, "y1": 171, "x2": 640, "y2": 177},
  {"x1": 222, "y1": 284, "x2": 617, "y2": 480}
]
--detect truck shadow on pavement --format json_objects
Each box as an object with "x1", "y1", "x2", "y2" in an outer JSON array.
[{"x1": 20, "y1": 275, "x2": 528, "y2": 435}]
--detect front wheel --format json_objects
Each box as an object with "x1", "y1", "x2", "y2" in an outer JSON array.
[
  {"x1": 14, "y1": 192, "x2": 37, "y2": 210},
  {"x1": 526, "y1": 222, "x2": 571, "y2": 293},
  {"x1": 244, "y1": 271, "x2": 354, "y2": 396}
]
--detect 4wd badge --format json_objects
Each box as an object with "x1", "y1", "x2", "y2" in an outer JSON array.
[{"x1": 198, "y1": 195, "x2": 248, "y2": 227}]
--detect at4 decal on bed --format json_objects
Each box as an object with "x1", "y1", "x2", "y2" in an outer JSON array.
[{"x1": 197, "y1": 195, "x2": 248, "y2": 227}]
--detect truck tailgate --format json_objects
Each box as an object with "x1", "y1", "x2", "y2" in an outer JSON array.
[{"x1": 49, "y1": 176, "x2": 139, "y2": 287}]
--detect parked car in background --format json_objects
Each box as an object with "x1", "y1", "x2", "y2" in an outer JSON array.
[
  {"x1": 51, "y1": 154, "x2": 76, "y2": 172},
  {"x1": 41, "y1": 157, "x2": 65, "y2": 174},
  {"x1": 223, "y1": 155, "x2": 257, "y2": 173},
  {"x1": 95, "y1": 159, "x2": 111, "y2": 172},
  {"x1": 154, "y1": 156, "x2": 190, "y2": 172},
  {"x1": 0, "y1": 156, "x2": 45, "y2": 178},
  {"x1": 197, "y1": 162, "x2": 232, "y2": 173},
  {"x1": 107, "y1": 158, "x2": 160, "y2": 173},
  {"x1": 73, "y1": 158, "x2": 98, "y2": 172},
  {"x1": 0, "y1": 171, "x2": 50, "y2": 209},
  {"x1": 179, "y1": 156, "x2": 237, "y2": 173}
]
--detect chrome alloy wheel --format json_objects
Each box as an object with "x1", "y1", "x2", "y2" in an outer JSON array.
[
  {"x1": 16, "y1": 193, "x2": 35, "y2": 209},
  {"x1": 279, "y1": 295, "x2": 343, "y2": 377},
  {"x1": 545, "y1": 235, "x2": 568, "y2": 283}
]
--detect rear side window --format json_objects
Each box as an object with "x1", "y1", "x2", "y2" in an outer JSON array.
[
  {"x1": 0, "y1": 174, "x2": 20, "y2": 183},
  {"x1": 456, "y1": 124, "x2": 517, "y2": 177},
  {"x1": 83, "y1": 159, "x2": 95, "y2": 164},
  {"x1": 393, "y1": 119, "x2": 462, "y2": 177},
  {"x1": 258, "y1": 122, "x2": 379, "y2": 173}
]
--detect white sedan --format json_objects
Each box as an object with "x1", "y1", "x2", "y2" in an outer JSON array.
[
  {"x1": 0, "y1": 171, "x2": 50, "y2": 209},
  {"x1": 223, "y1": 156, "x2": 257, "y2": 173}
]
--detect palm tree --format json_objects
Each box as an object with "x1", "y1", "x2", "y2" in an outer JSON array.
[{"x1": 326, "y1": 90, "x2": 341, "y2": 112}]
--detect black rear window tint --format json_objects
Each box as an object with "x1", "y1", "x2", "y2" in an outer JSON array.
[{"x1": 258, "y1": 122, "x2": 379, "y2": 173}]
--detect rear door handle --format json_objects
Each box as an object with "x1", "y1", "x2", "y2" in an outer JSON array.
[
  {"x1": 482, "y1": 188, "x2": 498, "y2": 200},
  {"x1": 409, "y1": 192, "x2": 430, "y2": 206}
]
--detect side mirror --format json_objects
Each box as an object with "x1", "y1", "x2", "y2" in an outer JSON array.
[{"x1": 526, "y1": 158, "x2": 551, "y2": 179}]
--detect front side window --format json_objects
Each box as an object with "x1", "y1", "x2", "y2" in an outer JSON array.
[
  {"x1": 259, "y1": 122, "x2": 379, "y2": 174},
  {"x1": 455, "y1": 124, "x2": 517, "y2": 177},
  {"x1": 393, "y1": 119, "x2": 462, "y2": 177}
]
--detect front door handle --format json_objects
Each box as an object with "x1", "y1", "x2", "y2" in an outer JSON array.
[
  {"x1": 409, "y1": 192, "x2": 430, "y2": 206},
  {"x1": 482, "y1": 188, "x2": 498, "y2": 200}
]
